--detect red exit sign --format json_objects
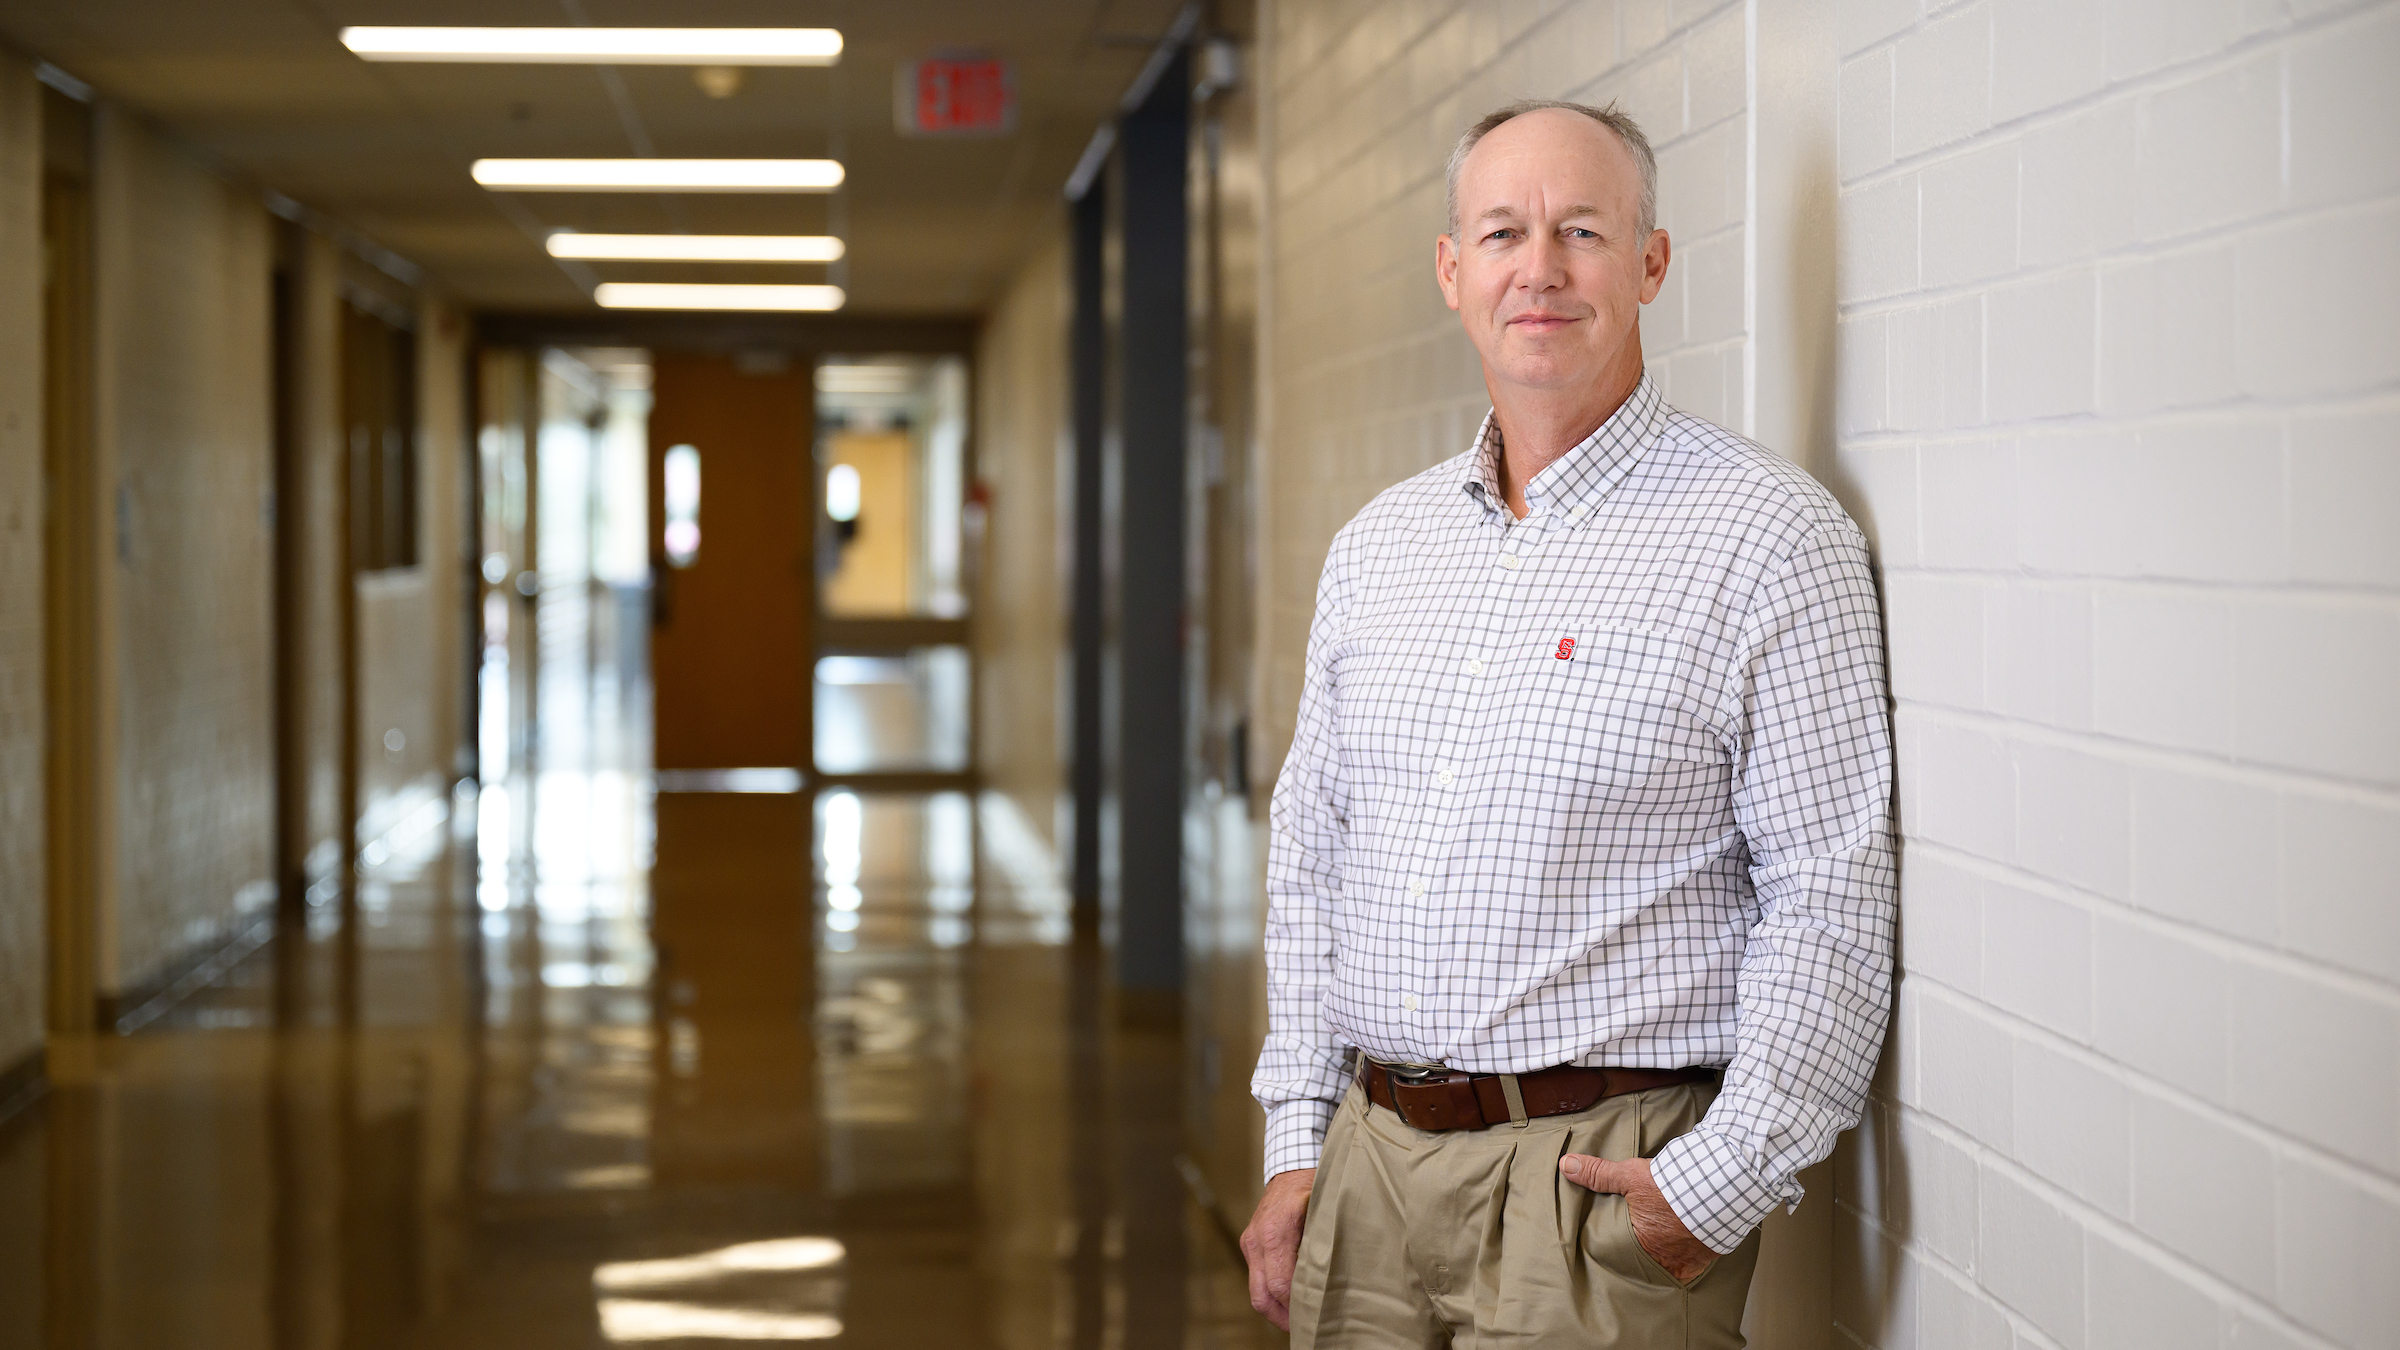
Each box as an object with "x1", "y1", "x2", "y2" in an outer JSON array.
[{"x1": 897, "y1": 56, "x2": 1015, "y2": 136}]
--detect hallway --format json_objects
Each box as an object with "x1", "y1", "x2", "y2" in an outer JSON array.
[
  {"x1": 0, "y1": 592, "x2": 1264, "y2": 1348},
  {"x1": 4, "y1": 3, "x2": 2398, "y2": 1348}
]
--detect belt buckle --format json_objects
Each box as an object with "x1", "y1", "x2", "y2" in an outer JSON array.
[{"x1": 1380, "y1": 1061, "x2": 1487, "y2": 1132}]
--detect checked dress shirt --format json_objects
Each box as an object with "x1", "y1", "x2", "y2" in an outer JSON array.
[{"x1": 1253, "y1": 373, "x2": 1896, "y2": 1253}]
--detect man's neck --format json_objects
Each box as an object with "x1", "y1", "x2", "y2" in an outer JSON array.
[{"x1": 1488, "y1": 358, "x2": 1644, "y2": 519}]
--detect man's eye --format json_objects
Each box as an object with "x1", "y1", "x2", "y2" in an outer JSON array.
[
  {"x1": 1566, "y1": 228, "x2": 1599, "y2": 239},
  {"x1": 1485, "y1": 229, "x2": 1517, "y2": 242}
]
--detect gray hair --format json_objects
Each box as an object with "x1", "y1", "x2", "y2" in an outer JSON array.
[{"x1": 1444, "y1": 99, "x2": 1658, "y2": 240}]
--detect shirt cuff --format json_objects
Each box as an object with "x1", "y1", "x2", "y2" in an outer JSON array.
[
  {"x1": 1262, "y1": 1097, "x2": 1339, "y2": 1182},
  {"x1": 1650, "y1": 1125, "x2": 1802, "y2": 1254}
]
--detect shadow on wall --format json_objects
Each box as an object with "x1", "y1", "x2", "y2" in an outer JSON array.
[
  {"x1": 1834, "y1": 985, "x2": 1913, "y2": 1345},
  {"x1": 1735, "y1": 123, "x2": 1912, "y2": 1349},
  {"x1": 1811, "y1": 124, "x2": 1915, "y2": 1350},
  {"x1": 1793, "y1": 46, "x2": 1907, "y2": 1350}
]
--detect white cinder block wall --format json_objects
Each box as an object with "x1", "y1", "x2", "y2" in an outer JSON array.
[
  {"x1": 1249, "y1": 1, "x2": 2399, "y2": 1347},
  {"x1": 1830, "y1": 1, "x2": 2400, "y2": 1348}
]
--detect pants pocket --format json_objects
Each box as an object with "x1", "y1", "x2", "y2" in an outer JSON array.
[
  {"x1": 1620, "y1": 1199, "x2": 1708, "y2": 1291},
  {"x1": 1578, "y1": 1191, "x2": 1684, "y2": 1291}
]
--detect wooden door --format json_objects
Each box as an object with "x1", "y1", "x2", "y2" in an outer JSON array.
[{"x1": 648, "y1": 352, "x2": 813, "y2": 769}]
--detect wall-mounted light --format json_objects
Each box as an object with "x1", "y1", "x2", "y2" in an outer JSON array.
[
  {"x1": 595, "y1": 283, "x2": 846, "y2": 312},
  {"x1": 474, "y1": 159, "x2": 844, "y2": 193},
  {"x1": 340, "y1": 27, "x2": 842, "y2": 65},
  {"x1": 547, "y1": 233, "x2": 845, "y2": 263}
]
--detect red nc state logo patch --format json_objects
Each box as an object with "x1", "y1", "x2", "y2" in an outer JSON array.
[{"x1": 1554, "y1": 637, "x2": 1577, "y2": 661}]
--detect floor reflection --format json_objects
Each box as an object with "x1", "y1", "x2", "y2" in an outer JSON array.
[{"x1": 1, "y1": 631, "x2": 1270, "y2": 1348}]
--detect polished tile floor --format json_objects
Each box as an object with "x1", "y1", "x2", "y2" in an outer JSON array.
[{"x1": 0, "y1": 634, "x2": 1272, "y2": 1347}]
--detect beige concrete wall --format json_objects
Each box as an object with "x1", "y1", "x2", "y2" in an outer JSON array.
[
  {"x1": 973, "y1": 231, "x2": 1070, "y2": 847},
  {"x1": 91, "y1": 107, "x2": 276, "y2": 994},
  {"x1": 0, "y1": 52, "x2": 44, "y2": 1067}
]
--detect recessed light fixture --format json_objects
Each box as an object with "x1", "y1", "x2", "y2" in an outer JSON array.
[
  {"x1": 472, "y1": 159, "x2": 844, "y2": 193},
  {"x1": 339, "y1": 27, "x2": 842, "y2": 66},
  {"x1": 547, "y1": 233, "x2": 846, "y2": 263},
  {"x1": 594, "y1": 283, "x2": 846, "y2": 312}
]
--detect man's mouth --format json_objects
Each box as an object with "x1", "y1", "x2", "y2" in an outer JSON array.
[{"x1": 1507, "y1": 312, "x2": 1581, "y2": 331}]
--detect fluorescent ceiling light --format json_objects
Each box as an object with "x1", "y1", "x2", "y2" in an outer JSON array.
[
  {"x1": 474, "y1": 159, "x2": 843, "y2": 192},
  {"x1": 595, "y1": 283, "x2": 846, "y2": 312},
  {"x1": 548, "y1": 233, "x2": 845, "y2": 263},
  {"x1": 340, "y1": 27, "x2": 841, "y2": 65}
]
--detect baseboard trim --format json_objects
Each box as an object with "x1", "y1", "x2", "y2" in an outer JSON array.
[
  {"x1": 95, "y1": 908, "x2": 277, "y2": 1035},
  {"x1": 0, "y1": 1045, "x2": 47, "y2": 1130}
]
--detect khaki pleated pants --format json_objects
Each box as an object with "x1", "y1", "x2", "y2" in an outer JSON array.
[{"x1": 1286, "y1": 1075, "x2": 1762, "y2": 1349}]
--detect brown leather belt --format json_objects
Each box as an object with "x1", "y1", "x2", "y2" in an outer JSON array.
[{"x1": 1360, "y1": 1058, "x2": 1714, "y2": 1132}]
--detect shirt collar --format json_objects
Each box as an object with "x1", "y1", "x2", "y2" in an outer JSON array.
[{"x1": 1461, "y1": 372, "x2": 1664, "y2": 523}]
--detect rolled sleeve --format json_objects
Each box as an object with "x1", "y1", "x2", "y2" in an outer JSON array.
[
  {"x1": 1663, "y1": 523, "x2": 1898, "y2": 1253},
  {"x1": 1651, "y1": 1124, "x2": 1798, "y2": 1253}
]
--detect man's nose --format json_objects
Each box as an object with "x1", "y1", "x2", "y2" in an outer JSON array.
[{"x1": 1518, "y1": 233, "x2": 1568, "y2": 290}]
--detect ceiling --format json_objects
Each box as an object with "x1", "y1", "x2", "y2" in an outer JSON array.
[{"x1": 0, "y1": 0, "x2": 1189, "y2": 314}]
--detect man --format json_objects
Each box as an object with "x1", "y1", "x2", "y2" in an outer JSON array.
[{"x1": 1239, "y1": 100, "x2": 1895, "y2": 1348}]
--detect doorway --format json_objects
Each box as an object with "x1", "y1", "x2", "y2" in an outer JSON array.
[
  {"x1": 811, "y1": 354, "x2": 973, "y2": 789},
  {"x1": 466, "y1": 315, "x2": 979, "y2": 793}
]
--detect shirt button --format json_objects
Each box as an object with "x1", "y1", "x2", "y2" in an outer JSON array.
[
  {"x1": 1433, "y1": 768, "x2": 1454, "y2": 787},
  {"x1": 1500, "y1": 554, "x2": 1522, "y2": 570},
  {"x1": 1401, "y1": 993, "x2": 1419, "y2": 1011},
  {"x1": 1568, "y1": 504, "x2": 1589, "y2": 521},
  {"x1": 1407, "y1": 878, "x2": 1426, "y2": 897},
  {"x1": 1465, "y1": 658, "x2": 1484, "y2": 676}
]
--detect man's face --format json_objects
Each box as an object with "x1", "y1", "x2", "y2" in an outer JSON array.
[{"x1": 1436, "y1": 109, "x2": 1669, "y2": 398}]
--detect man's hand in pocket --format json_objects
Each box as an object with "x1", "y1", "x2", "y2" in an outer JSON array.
[{"x1": 1559, "y1": 1153, "x2": 1719, "y2": 1283}]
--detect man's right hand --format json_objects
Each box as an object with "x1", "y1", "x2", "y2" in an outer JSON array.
[{"x1": 1238, "y1": 1167, "x2": 1317, "y2": 1330}]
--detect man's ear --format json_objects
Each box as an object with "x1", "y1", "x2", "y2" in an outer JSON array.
[
  {"x1": 1637, "y1": 229, "x2": 1671, "y2": 305},
  {"x1": 1435, "y1": 233, "x2": 1462, "y2": 312}
]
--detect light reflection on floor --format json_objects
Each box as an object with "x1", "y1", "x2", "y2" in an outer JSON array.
[{"x1": 0, "y1": 618, "x2": 1271, "y2": 1348}]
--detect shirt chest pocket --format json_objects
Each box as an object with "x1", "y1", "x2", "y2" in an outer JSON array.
[{"x1": 1510, "y1": 626, "x2": 1711, "y2": 788}]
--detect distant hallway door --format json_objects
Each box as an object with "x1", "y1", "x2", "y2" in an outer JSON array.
[{"x1": 648, "y1": 352, "x2": 813, "y2": 770}]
